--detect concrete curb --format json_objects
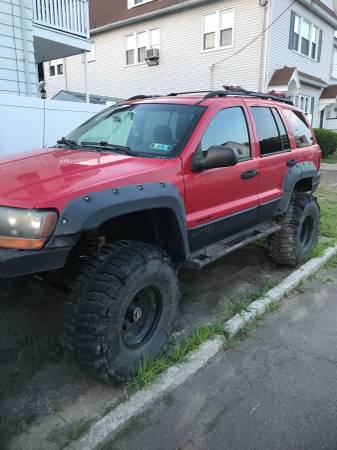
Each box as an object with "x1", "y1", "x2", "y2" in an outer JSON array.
[
  {"x1": 225, "y1": 245, "x2": 337, "y2": 336},
  {"x1": 66, "y1": 245, "x2": 337, "y2": 450}
]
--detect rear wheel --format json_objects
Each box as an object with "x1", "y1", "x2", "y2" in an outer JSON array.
[
  {"x1": 62, "y1": 241, "x2": 180, "y2": 382},
  {"x1": 267, "y1": 193, "x2": 320, "y2": 267}
]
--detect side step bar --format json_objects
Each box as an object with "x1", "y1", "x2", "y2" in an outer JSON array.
[{"x1": 184, "y1": 222, "x2": 281, "y2": 270}]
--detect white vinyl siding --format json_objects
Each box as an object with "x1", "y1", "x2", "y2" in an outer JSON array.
[
  {"x1": 44, "y1": 0, "x2": 264, "y2": 99},
  {"x1": 331, "y1": 47, "x2": 337, "y2": 79},
  {"x1": 268, "y1": 0, "x2": 334, "y2": 86},
  {"x1": 0, "y1": 0, "x2": 38, "y2": 96},
  {"x1": 202, "y1": 8, "x2": 234, "y2": 51}
]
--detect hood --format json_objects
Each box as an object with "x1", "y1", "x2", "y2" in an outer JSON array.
[{"x1": 0, "y1": 148, "x2": 170, "y2": 210}]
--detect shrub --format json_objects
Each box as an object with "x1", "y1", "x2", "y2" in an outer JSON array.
[{"x1": 313, "y1": 128, "x2": 337, "y2": 158}]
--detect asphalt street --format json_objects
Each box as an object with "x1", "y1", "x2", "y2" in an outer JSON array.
[{"x1": 112, "y1": 264, "x2": 337, "y2": 450}]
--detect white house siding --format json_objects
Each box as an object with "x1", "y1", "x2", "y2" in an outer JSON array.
[
  {"x1": 0, "y1": 0, "x2": 38, "y2": 96},
  {"x1": 45, "y1": 0, "x2": 266, "y2": 99},
  {"x1": 268, "y1": 1, "x2": 334, "y2": 84},
  {"x1": 267, "y1": 0, "x2": 335, "y2": 128}
]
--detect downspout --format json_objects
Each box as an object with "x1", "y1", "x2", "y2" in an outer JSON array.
[
  {"x1": 20, "y1": 0, "x2": 32, "y2": 96},
  {"x1": 83, "y1": 51, "x2": 90, "y2": 103},
  {"x1": 259, "y1": 0, "x2": 271, "y2": 92}
]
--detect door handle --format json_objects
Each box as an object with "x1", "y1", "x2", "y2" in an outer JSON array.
[
  {"x1": 287, "y1": 159, "x2": 298, "y2": 167},
  {"x1": 241, "y1": 170, "x2": 258, "y2": 179}
]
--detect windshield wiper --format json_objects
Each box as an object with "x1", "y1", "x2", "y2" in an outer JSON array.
[
  {"x1": 80, "y1": 141, "x2": 137, "y2": 156},
  {"x1": 57, "y1": 137, "x2": 77, "y2": 149}
]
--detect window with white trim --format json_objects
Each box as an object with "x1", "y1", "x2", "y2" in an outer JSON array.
[
  {"x1": 125, "y1": 28, "x2": 160, "y2": 65},
  {"x1": 289, "y1": 94, "x2": 315, "y2": 124},
  {"x1": 289, "y1": 12, "x2": 322, "y2": 61},
  {"x1": 202, "y1": 8, "x2": 234, "y2": 51},
  {"x1": 331, "y1": 47, "x2": 337, "y2": 79},
  {"x1": 49, "y1": 59, "x2": 64, "y2": 77},
  {"x1": 127, "y1": 0, "x2": 154, "y2": 8}
]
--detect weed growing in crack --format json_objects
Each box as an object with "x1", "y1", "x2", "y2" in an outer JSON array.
[
  {"x1": 325, "y1": 254, "x2": 337, "y2": 269},
  {"x1": 266, "y1": 300, "x2": 281, "y2": 313}
]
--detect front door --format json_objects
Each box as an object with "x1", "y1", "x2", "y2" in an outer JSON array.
[{"x1": 184, "y1": 105, "x2": 259, "y2": 252}]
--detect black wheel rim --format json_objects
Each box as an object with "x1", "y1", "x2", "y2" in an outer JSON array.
[
  {"x1": 122, "y1": 286, "x2": 162, "y2": 349},
  {"x1": 300, "y1": 216, "x2": 313, "y2": 249}
]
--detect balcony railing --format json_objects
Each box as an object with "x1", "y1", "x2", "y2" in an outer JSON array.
[{"x1": 33, "y1": 0, "x2": 89, "y2": 38}]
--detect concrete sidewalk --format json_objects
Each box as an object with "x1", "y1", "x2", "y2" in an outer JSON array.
[{"x1": 112, "y1": 263, "x2": 337, "y2": 450}]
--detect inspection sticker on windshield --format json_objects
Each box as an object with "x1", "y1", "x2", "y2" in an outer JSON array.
[{"x1": 151, "y1": 143, "x2": 172, "y2": 152}]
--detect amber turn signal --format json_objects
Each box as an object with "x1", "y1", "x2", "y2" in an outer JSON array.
[{"x1": 0, "y1": 236, "x2": 47, "y2": 250}]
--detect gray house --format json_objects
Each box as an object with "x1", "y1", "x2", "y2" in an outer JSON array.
[
  {"x1": 44, "y1": 0, "x2": 337, "y2": 129},
  {"x1": 0, "y1": 0, "x2": 91, "y2": 97}
]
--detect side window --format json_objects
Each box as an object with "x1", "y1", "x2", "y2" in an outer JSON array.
[
  {"x1": 251, "y1": 107, "x2": 284, "y2": 155},
  {"x1": 271, "y1": 108, "x2": 291, "y2": 150},
  {"x1": 282, "y1": 109, "x2": 314, "y2": 148},
  {"x1": 200, "y1": 107, "x2": 251, "y2": 161}
]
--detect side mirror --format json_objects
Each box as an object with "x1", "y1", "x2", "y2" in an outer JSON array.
[{"x1": 192, "y1": 146, "x2": 238, "y2": 172}]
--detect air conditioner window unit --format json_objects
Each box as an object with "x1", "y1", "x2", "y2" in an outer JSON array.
[{"x1": 145, "y1": 48, "x2": 160, "y2": 65}]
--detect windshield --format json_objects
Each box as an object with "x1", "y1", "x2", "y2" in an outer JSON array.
[{"x1": 66, "y1": 103, "x2": 205, "y2": 157}]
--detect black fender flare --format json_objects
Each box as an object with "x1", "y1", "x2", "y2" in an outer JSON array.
[
  {"x1": 276, "y1": 161, "x2": 320, "y2": 215},
  {"x1": 50, "y1": 182, "x2": 190, "y2": 261}
]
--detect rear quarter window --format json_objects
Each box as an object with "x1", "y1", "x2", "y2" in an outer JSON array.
[{"x1": 282, "y1": 109, "x2": 314, "y2": 148}]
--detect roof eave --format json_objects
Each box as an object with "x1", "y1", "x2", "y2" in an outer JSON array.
[
  {"x1": 91, "y1": 0, "x2": 228, "y2": 34},
  {"x1": 298, "y1": 75, "x2": 327, "y2": 88},
  {"x1": 297, "y1": 0, "x2": 337, "y2": 27}
]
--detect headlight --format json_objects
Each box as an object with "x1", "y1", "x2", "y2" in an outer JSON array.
[{"x1": 0, "y1": 207, "x2": 58, "y2": 250}]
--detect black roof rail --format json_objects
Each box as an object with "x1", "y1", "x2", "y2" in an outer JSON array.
[
  {"x1": 127, "y1": 89, "x2": 293, "y2": 105},
  {"x1": 127, "y1": 94, "x2": 160, "y2": 101},
  {"x1": 168, "y1": 91, "x2": 213, "y2": 96},
  {"x1": 200, "y1": 88, "x2": 293, "y2": 105}
]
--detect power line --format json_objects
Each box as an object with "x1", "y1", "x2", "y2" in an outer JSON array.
[{"x1": 211, "y1": 0, "x2": 297, "y2": 68}]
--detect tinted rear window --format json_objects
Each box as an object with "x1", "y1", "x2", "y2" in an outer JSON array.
[
  {"x1": 251, "y1": 107, "x2": 283, "y2": 155},
  {"x1": 282, "y1": 109, "x2": 314, "y2": 148}
]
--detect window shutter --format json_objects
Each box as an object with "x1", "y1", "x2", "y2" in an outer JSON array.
[
  {"x1": 317, "y1": 29, "x2": 323, "y2": 62},
  {"x1": 289, "y1": 11, "x2": 295, "y2": 50},
  {"x1": 311, "y1": 97, "x2": 315, "y2": 116}
]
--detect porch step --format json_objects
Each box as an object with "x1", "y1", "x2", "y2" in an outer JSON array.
[{"x1": 184, "y1": 222, "x2": 281, "y2": 270}]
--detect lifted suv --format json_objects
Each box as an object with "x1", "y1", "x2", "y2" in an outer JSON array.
[{"x1": 0, "y1": 89, "x2": 321, "y2": 382}]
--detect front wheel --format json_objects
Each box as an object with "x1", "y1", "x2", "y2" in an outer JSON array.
[
  {"x1": 267, "y1": 193, "x2": 320, "y2": 267},
  {"x1": 62, "y1": 241, "x2": 180, "y2": 382}
]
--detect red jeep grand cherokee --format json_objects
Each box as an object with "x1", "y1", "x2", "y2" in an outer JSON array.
[{"x1": 0, "y1": 88, "x2": 321, "y2": 382}]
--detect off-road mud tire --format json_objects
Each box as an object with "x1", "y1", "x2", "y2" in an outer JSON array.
[
  {"x1": 267, "y1": 193, "x2": 320, "y2": 267},
  {"x1": 62, "y1": 241, "x2": 180, "y2": 383}
]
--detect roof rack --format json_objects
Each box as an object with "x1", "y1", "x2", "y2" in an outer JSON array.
[
  {"x1": 200, "y1": 87, "x2": 293, "y2": 105},
  {"x1": 127, "y1": 94, "x2": 160, "y2": 101},
  {"x1": 168, "y1": 91, "x2": 212, "y2": 96},
  {"x1": 127, "y1": 88, "x2": 293, "y2": 105},
  {"x1": 169, "y1": 87, "x2": 293, "y2": 105}
]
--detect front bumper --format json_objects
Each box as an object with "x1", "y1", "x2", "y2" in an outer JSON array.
[{"x1": 0, "y1": 246, "x2": 72, "y2": 279}]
